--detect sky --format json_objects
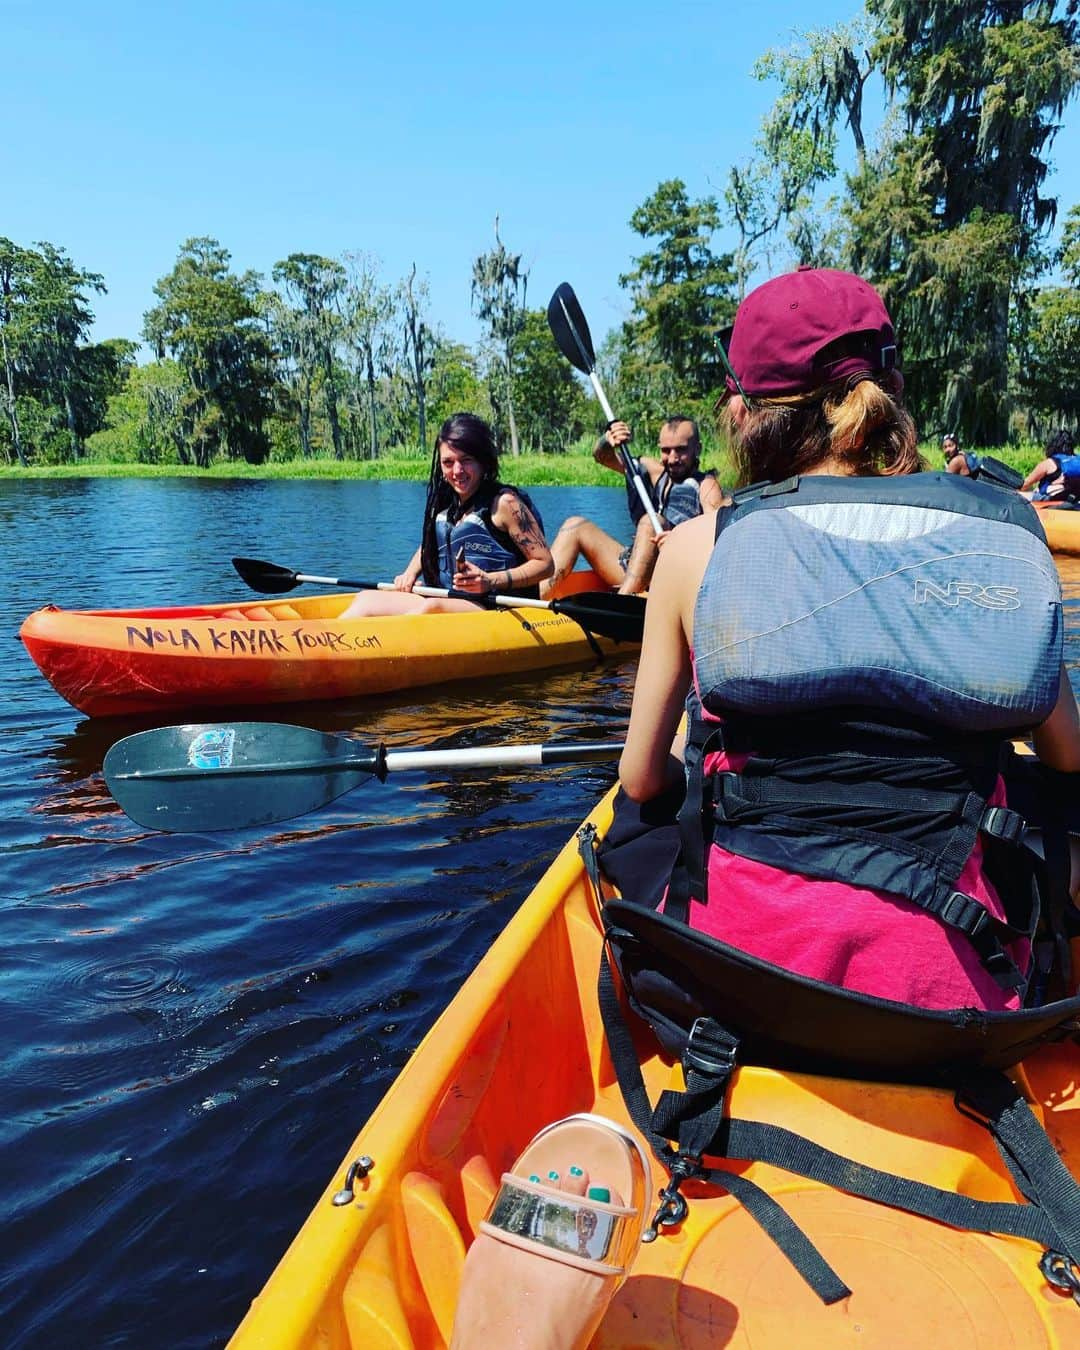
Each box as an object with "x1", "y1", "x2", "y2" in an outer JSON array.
[{"x1": 4, "y1": 0, "x2": 1079, "y2": 354}]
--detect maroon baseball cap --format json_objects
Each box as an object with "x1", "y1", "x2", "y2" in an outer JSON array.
[{"x1": 725, "y1": 267, "x2": 898, "y2": 398}]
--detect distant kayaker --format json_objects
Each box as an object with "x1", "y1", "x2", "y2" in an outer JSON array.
[
  {"x1": 942, "y1": 431, "x2": 980, "y2": 475},
  {"x1": 1021, "y1": 428, "x2": 1080, "y2": 508},
  {"x1": 341, "y1": 413, "x2": 553, "y2": 616},
  {"x1": 619, "y1": 266, "x2": 1080, "y2": 1013},
  {"x1": 538, "y1": 416, "x2": 723, "y2": 599}
]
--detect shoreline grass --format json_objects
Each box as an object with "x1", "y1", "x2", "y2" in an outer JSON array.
[{"x1": 0, "y1": 442, "x2": 1044, "y2": 486}]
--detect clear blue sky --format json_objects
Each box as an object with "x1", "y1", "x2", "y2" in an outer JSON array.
[{"x1": 4, "y1": 0, "x2": 1078, "y2": 352}]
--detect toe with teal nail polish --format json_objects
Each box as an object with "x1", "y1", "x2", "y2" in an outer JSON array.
[
  {"x1": 569, "y1": 1165, "x2": 584, "y2": 1177},
  {"x1": 547, "y1": 1170, "x2": 560, "y2": 1181},
  {"x1": 587, "y1": 1185, "x2": 611, "y2": 1203}
]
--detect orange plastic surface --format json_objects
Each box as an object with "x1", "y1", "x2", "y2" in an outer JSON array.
[{"x1": 228, "y1": 789, "x2": 1080, "y2": 1349}]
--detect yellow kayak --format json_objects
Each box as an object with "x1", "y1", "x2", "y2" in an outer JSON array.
[
  {"x1": 19, "y1": 572, "x2": 634, "y2": 717},
  {"x1": 1039, "y1": 508, "x2": 1080, "y2": 557},
  {"x1": 228, "y1": 787, "x2": 1080, "y2": 1348}
]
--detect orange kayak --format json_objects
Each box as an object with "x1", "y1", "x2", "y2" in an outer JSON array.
[
  {"x1": 20, "y1": 572, "x2": 633, "y2": 718},
  {"x1": 1039, "y1": 507, "x2": 1080, "y2": 557},
  {"x1": 228, "y1": 787, "x2": 1080, "y2": 1348}
]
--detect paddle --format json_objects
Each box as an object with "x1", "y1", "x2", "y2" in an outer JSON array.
[
  {"x1": 546, "y1": 282, "x2": 665, "y2": 536},
  {"x1": 103, "y1": 722, "x2": 624, "y2": 831},
  {"x1": 231, "y1": 556, "x2": 645, "y2": 644}
]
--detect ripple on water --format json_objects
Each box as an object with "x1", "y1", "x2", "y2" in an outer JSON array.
[{"x1": 65, "y1": 952, "x2": 185, "y2": 1003}]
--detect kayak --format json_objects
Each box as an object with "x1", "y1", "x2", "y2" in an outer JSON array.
[
  {"x1": 1038, "y1": 507, "x2": 1080, "y2": 557},
  {"x1": 228, "y1": 786, "x2": 1080, "y2": 1348},
  {"x1": 19, "y1": 572, "x2": 633, "y2": 718}
]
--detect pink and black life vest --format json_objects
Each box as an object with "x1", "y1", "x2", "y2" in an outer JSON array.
[{"x1": 672, "y1": 471, "x2": 1062, "y2": 1005}]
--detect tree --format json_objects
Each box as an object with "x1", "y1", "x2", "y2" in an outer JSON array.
[
  {"x1": 0, "y1": 237, "x2": 106, "y2": 463},
  {"x1": 271, "y1": 253, "x2": 347, "y2": 459},
  {"x1": 397, "y1": 264, "x2": 436, "y2": 452},
  {"x1": 1016, "y1": 202, "x2": 1080, "y2": 429},
  {"x1": 144, "y1": 237, "x2": 274, "y2": 467},
  {"x1": 342, "y1": 252, "x2": 395, "y2": 459},
  {"x1": 727, "y1": 24, "x2": 867, "y2": 294},
  {"x1": 848, "y1": 0, "x2": 1080, "y2": 441},
  {"x1": 471, "y1": 216, "x2": 528, "y2": 454},
  {"x1": 619, "y1": 180, "x2": 738, "y2": 399},
  {"x1": 511, "y1": 309, "x2": 589, "y2": 451}
]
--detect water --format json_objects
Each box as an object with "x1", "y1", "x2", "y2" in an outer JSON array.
[{"x1": 0, "y1": 477, "x2": 638, "y2": 1349}]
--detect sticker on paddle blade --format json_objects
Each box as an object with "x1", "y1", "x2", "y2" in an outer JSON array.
[{"x1": 187, "y1": 728, "x2": 236, "y2": 770}]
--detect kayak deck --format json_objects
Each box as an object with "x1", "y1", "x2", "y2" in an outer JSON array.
[
  {"x1": 229, "y1": 788, "x2": 1080, "y2": 1348},
  {"x1": 19, "y1": 571, "x2": 633, "y2": 717}
]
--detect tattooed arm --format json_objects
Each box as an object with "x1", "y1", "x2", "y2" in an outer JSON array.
[{"x1": 486, "y1": 490, "x2": 554, "y2": 590}]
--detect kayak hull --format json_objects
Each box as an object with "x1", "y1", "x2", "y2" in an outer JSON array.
[
  {"x1": 1039, "y1": 507, "x2": 1080, "y2": 557},
  {"x1": 19, "y1": 572, "x2": 630, "y2": 717},
  {"x1": 229, "y1": 789, "x2": 1080, "y2": 1348}
]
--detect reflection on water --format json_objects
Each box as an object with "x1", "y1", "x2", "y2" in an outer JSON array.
[{"x1": 0, "y1": 478, "x2": 637, "y2": 1348}]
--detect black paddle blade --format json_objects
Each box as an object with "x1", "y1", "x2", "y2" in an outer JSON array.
[
  {"x1": 553, "y1": 591, "x2": 646, "y2": 644},
  {"x1": 547, "y1": 282, "x2": 596, "y2": 375},
  {"x1": 232, "y1": 557, "x2": 300, "y2": 594},
  {"x1": 103, "y1": 722, "x2": 383, "y2": 832}
]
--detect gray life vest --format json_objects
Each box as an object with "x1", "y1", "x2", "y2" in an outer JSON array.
[
  {"x1": 693, "y1": 473, "x2": 1062, "y2": 733},
  {"x1": 433, "y1": 486, "x2": 543, "y2": 593}
]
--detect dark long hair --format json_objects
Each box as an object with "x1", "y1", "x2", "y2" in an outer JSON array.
[
  {"x1": 419, "y1": 413, "x2": 500, "y2": 585},
  {"x1": 1046, "y1": 428, "x2": 1076, "y2": 459}
]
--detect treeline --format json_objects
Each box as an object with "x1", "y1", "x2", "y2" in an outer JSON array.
[{"x1": 2, "y1": 1, "x2": 1078, "y2": 470}]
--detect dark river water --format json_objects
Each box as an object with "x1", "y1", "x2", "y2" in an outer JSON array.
[{"x1": 1, "y1": 477, "x2": 639, "y2": 1349}]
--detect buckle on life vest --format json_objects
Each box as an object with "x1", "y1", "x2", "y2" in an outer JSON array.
[
  {"x1": 981, "y1": 804, "x2": 1026, "y2": 846},
  {"x1": 940, "y1": 890, "x2": 990, "y2": 937}
]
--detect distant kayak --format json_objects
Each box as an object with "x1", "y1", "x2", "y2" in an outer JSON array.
[
  {"x1": 20, "y1": 571, "x2": 636, "y2": 718},
  {"x1": 228, "y1": 787, "x2": 1080, "y2": 1349},
  {"x1": 1038, "y1": 506, "x2": 1080, "y2": 557}
]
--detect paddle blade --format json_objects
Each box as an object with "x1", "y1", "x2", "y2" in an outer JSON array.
[
  {"x1": 103, "y1": 722, "x2": 382, "y2": 832},
  {"x1": 232, "y1": 557, "x2": 300, "y2": 594},
  {"x1": 547, "y1": 283, "x2": 596, "y2": 375},
  {"x1": 553, "y1": 591, "x2": 646, "y2": 644}
]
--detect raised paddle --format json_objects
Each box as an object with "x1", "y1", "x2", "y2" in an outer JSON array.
[
  {"x1": 103, "y1": 722, "x2": 624, "y2": 831},
  {"x1": 230, "y1": 556, "x2": 646, "y2": 645},
  {"x1": 547, "y1": 282, "x2": 665, "y2": 536}
]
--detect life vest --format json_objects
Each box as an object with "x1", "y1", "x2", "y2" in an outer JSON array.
[
  {"x1": 625, "y1": 463, "x2": 712, "y2": 527},
  {"x1": 1036, "y1": 453, "x2": 1080, "y2": 502},
  {"x1": 583, "y1": 471, "x2": 1080, "y2": 1301},
  {"x1": 433, "y1": 484, "x2": 543, "y2": 593},
  {"x1": 683, "y1": 472, "x2": 1061, "y2": 1003}
]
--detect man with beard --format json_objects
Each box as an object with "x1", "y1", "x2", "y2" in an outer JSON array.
[{"x1": 539, "y1": 416, "x2": 722, "y2": 598}]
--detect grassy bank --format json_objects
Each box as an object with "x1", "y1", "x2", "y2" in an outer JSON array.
[{"x1": 0, "y1": 441, "x2": 1044, "y2": 486}]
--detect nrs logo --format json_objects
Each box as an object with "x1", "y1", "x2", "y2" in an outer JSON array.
[{"x1": 913, "y1": 579, "x2": 1021, "y2": 611}]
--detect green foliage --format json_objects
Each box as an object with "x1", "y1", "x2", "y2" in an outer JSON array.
[
  {"x1": 0, "y1": 236, "x2": 110, "y2": 464},
  {"x1": 1015, "y1": 203, "x2": 1080, "y2": 429},
  {"x1": 618, "y1": 180, "x2": 738, "y2": 401},
  {"x1": 144, "y1": 237, "x2": 275, "y2": 467},
  {"x1": 510, "y1": 310, "x2": 589, "y2": 453},
  {"x1": 852, "y1": 0, "x2": 1080, "y2": 442},
  {"x1": 471, "y1": 217, "x2": 528, "y2": 454}
]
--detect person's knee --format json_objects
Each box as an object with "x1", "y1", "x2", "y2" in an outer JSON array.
[{"x1": 555, "y1": 515, "x2": 588, "y2": 539}]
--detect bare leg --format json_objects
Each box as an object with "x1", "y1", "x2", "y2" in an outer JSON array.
[
  {"x1": 340, "y1": 591, "x2": 480, "y2": 618},
  {"x1": 539, "y1": 517, "x2": 628, "y2": 599},
  {"x1": 617, "y1": 514, "x2": 663, "y2": 595}
]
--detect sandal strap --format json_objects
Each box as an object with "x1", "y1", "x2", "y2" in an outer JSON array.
[{"x1": 482, "y1": 1175, "x2": 639, "y2": 1272}]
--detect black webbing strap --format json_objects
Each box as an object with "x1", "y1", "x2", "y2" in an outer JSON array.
[
  {"x1": 959, "y1": 1068, "x2": 1080, "y2": 1263},
  {"x1": 598, "y1": 950, "x2": 1080, "y2": 1302},
  {"x1": 712, "y1": 771, "x2": 1032, "y2": 991},
  {"x1": 598, "y1": 951, "x2": 851, "y2": 1304}
]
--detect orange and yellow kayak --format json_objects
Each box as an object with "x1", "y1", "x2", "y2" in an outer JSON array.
[
  {"x1": 229, "y1": 788, "x2": 1080, "y2": 1348},
  {"x1": 1040, "y1": 507, "x2": 1080, "y2": 557},
  {"x1": 20, "y1": 573, "x2": 631, "y2": 718}
]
